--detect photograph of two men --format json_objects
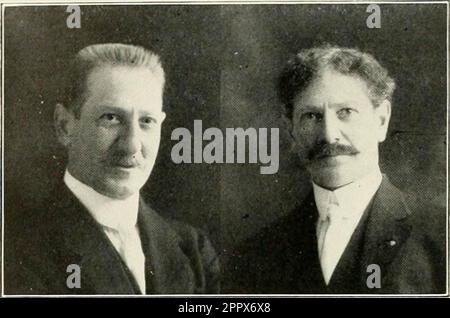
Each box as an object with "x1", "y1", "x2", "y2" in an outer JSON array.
[{"x1": 2, "y1": 2, "x2": 448, "y2": 296}]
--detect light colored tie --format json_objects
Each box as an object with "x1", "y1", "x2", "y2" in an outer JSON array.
[
  {"x1": 115, "y1": 225, "x2": 146, "y2": 294},
  {"x1": 318, "y1": 201, "x2": 342, "y2": 285}
]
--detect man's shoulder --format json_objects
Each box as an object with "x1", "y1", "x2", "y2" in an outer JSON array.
[
  {"x1": 375, "y1": 181, "x2": 447, "y2": 293},
  {"x1": 377, "y1": 178, "x2": 446, "y2": 237},
  {"x1": 139, "y1": 201, "x2": 211, "y2": 247},
  {"x1": 243, "y1": 192, "x2": 315, "y2": 243},
  {"x1": 139, "y1": 201, "x2": 221, "y2": 293},
  {"x1": 139, "y1": 201, "x2": 220, "y2": 274},
  {"x1": 402, "y1": 191, "x2": 446, "y2": 243},
  {"x1": 229, "y1": 197, "x2": 312, "y2": 270},
  {"x1": 223, "y1": 196, "x2": 315, "y2": 293},
  {"x1": 373, "y1": 177, "x2": 445, "y2": 229},
  {"x1": 372, "y1": 178, "x2": 446, "y2": 282}
]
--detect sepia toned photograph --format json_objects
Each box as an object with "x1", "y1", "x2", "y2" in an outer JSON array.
[{"x1": 1, "y1": 1, "x2": 448, "y2": 298}]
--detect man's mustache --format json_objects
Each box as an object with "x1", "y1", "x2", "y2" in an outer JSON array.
[
  {"x1": 308, "y1": 142, "x2": 359, "y2": 161},
  {"x1": 104, "y1": 153, "x2": 144, "y2": 168}
]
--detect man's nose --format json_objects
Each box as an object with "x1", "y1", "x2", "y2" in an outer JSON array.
[
  {"x1": 321, "y1": 111, "x2": 342, "y2": 143},
  {"x1": 118, "y1": 121, "x2": 142, "y2": 155}
]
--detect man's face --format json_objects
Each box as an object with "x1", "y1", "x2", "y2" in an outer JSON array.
[
  {"x1": 291, "y1": 68, "x2": 390, "y2": 189},
  {"x1": 65, "y1": 65, "x2": 165, "y2": 199}
]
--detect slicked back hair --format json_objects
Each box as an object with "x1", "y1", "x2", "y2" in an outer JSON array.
[{"x1": 59, "y1": 43, "x2": 165, "y2": 118}]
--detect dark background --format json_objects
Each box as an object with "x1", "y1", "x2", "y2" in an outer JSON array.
[
  {"x1": 219, "y1": 3, "x2": 448, "y2": 257},
  {"x1": 3, "y1": 5, "x2": 223, "y2": 248},
  {"x1": 3, "y1": 4, "x2": 447, "y2": 270}
]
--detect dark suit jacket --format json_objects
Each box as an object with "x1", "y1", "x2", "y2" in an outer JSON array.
[
  {"x1": 224, "y1": 176, "x2": 446, "y2": 294},
  {"x1": 5, "y1": 183, "x2": 220, "y2": 295}
]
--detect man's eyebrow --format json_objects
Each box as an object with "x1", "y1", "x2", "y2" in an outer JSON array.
[
  {"x1": 297, "y1": 102, "x2": 358, "y2": 111},
  {"x1": 97, "y1": 105, "x2": 160, "y2": 118},
  {"x1": 332, "y1": 102, "x2": 350, "y2": 107},
  {"x1": 296, "y1": 105, "x2": 323, "y2": 112},
  {"x1": 97, "y1": 105, "x2": 127, "y2": 113},
  {"x1": 139, "y1": 110, "x2": 159, "y2": 117},
  {"x1": 329, "y1": 101, "x2": 363, "y2": 108}
]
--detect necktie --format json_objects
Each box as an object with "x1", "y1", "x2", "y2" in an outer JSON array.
[
  {"x1": 114, "y1": 225, "x2": 146, "y2": 294},
  {"x1": 318, "y1": 201, "x2": 341, "y2": 285}
]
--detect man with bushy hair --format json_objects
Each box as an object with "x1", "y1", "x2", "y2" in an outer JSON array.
[{"x1": 228, "y1": 45, "x2": 445, "y2": 294}]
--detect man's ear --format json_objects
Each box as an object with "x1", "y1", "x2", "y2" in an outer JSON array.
[
  {"x1": 375, "y1": 99, "x2": 391, "y2": 143},
  {"x1": 54, "y1": 103, "x2": 76, "y2": 147},
  {"x1": 159, "y1": 111, "x2": 166, "y2": 124}
]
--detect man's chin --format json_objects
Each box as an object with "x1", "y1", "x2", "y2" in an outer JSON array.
[
  {"x1": 96, "y1": 178, "x2": 143, "y2": 199},
  {"x1": 307, "y1": 160, "x2": 358, "y2": 189},
  {"x1": 107, "y1": 165, "x2": 142, "y2": 178},
  {"x1": 311, "y1": 155, "x2": 354, "y2": 167}
]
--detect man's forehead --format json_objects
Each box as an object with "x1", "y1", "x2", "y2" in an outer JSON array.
[
  {"x1": 293, "y1": 69, "x2": 372, "y2": 107},
  {"x1": 82, "y1": 65, "x2": 164, "y2": 112},
  {"x1": 86, "y1": 64, "x2": 163, "y2": 90}
]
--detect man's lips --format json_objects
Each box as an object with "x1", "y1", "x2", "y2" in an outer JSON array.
[
  {"x1": 315, "y1": 153, "x2": 354, "y2": 160},
  {"x1": 109, "y1": 161, "x2": 141, "y2": 169},
  {"x1": 115, "y1": 164, "x2": 138, "y2": 169}
]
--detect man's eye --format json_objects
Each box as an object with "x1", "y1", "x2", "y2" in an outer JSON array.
[
  {"x1": 99, "y1": 113, "x2": 120, "y2": 123},
  {"x1": 140, "y1": 117, "x2": 156, "y2": 126},
  {"x1": 302, "y1": 112, "x2": 322, "y2": 121},
  {"x1": 337, "y1": 108, "x2": 357, "y2": 119}
]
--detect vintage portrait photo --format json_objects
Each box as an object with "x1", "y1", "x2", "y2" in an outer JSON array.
[{"x1": 1, "y1": 1, "x2": 448, "y2": 297}]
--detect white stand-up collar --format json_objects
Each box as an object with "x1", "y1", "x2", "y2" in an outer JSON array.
[
  {"x1": 313, "y1": 168, "x2": 383, "y2": 222},
  {"x1": 64, "y1": 169, "x2": 140, "y2": 230}
]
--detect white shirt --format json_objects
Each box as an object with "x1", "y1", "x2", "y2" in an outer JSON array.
[
  {"x1": 64, "y1": 170, "x2": 146, "y2": 294},
  {"x1": 313, "y1": 168, "x2": 383, "y2": 284}
]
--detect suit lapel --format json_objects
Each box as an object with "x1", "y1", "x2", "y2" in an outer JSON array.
[
  {"x1": 327, "y1": 203, "x2": 371, "y2": 292},
  {"x1": 293, "y1": 193, "x2": 328, "y2": 293},
  {"x1": 297, "y1": 176, "x2": 412, "y2": 293},
  {"x1": 137, "y1": 200, "x2": 196, "y2": 294},
  {"x1": 54, "y1": 187, "x2": 197, "y2": 294},
  {"x1": 54, "y1": 186, "x2": 140, "y2": 294},
  {"x1": 359, "y1": 176, "x2": 412, "y2": 291}
]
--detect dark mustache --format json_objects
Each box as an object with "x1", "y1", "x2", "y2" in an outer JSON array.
[
  {"x1": 105, "y1": 153, "x2": 143, "y2": 168},
  {"x1": 308, "y1": 143, "x2": 359, "y2": 161}
]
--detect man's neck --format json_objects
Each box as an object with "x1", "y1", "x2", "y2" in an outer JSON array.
[
  {"x1": 63, "y1": 169, "x2": 140, "y2": 229},
  {"x1": 312, "y1": 165, "x2": 382, "y2": 191},
  {"x1": 312, "y1": 167, "x2": 383, "y2": 221}
]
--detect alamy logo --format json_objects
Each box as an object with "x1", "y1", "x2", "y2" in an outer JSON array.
[
  {"x1": 366, "y1": 4, "x2": 381, "y2": 29},
  {"x1": 66, "y1": 264, "x2": 81, "y2": 289},
  {"x1": 171, "y1": 120, "x2": 279, "y2": 175},
  {"x1": 66, "y1": 5, "x2": 81, "y2": 29},
  {"x1": 366, "y1": 264, "x2": 381, "y2": 289}
]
